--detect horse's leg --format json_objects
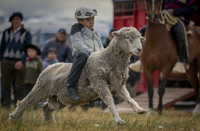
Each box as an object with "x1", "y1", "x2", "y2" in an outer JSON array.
[
  {"x1": 196, "y1": 57, "x2": 200, "y2": 115},
  {"x1": 9, "y1": 83, "x2": 49, "y2": 121},
  {"x1": 144, "y1": 69, "x2": 154, "y2": 115},
  {"x1": 157, "y1": 67, "x2": 172, "y2": 115},
  {"x1": 91, "y1": 80, "x2": 125, "y2": 125},
  {"x1": 42, "y1": 96, "x2": 65, "y2": 123},
  {"x1": 113, "y1": 85, "x2": 145, "y2": 114},
  {"x1": 186, "y1": 60, "x2": 200, "y2": 115}
]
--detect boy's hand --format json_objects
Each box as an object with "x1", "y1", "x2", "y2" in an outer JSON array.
[{"x1": 14, "y1": 61, "x2": 23, "y2": 70}]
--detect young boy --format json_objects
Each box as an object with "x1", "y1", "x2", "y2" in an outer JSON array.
[
  {"x1": 43, "y1": 48, "x2": 59, "y2": 69},
  {"x1": 23, "y1": 44, "x2": 43, "y2": 97},
  {"x1": 66, "y1": 6, "x2": 104, "y2": 101}
]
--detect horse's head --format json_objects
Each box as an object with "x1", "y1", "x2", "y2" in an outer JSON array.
[
  {"x1": 146, "y1": 0, "x2": 163, "y2": 22},
  {"x1": 112, "y1": 27, "x2": 145, "y2": 56}
]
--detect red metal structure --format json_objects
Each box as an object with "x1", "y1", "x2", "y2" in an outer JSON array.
[
  {"x1": 113, "y1": 0, "x2": 146, "y2": 30},
  {"x1": 113, "y1": 0, "x2": 200, "y2": 93},
  {"x1": 113, "y1": 0, "x2": 159, "y2": 93}
]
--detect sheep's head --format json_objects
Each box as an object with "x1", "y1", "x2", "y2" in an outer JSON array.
[{"x1": 112, "y1": 27, "x2": 145, "y2": 56}]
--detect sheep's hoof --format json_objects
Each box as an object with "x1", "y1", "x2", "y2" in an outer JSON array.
[
  {"x1": 114, "y1": 117, "x2": 125, "y2": 125},
  {"x1": 8, "y1": 113, "x2": 20, "y2": 123},
  {"x1": 137, "y1": 109, "x2": 146, "y2": 114},
  {"x1": 9, "y1": 113, "x2": 14, "y2": 122},
  {"x1": 134, "y1": 106, "x2": 145, "y2": 114}
]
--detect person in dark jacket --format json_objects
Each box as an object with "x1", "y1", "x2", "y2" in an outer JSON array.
[
  {"x1": 41, "y1": 28, "x2": 72, "y2": 63},
  {"x1": 42, "y1": 48, "x2": 59, "y2": 69},
  {"x1": 126, "y1": 55, "x2": 141, "y2": 98},
  {"x1": 0, "y1": 12, "x2": 32, "y2": 109},
  {"x1": 103, "y1": 28, "x2": 117, "y2": 48}
]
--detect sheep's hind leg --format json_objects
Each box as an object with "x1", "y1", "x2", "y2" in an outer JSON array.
[
  {"x1": 92, "y1": 81, "x2": 125, "y2": 125},
  {"x1": 9, "y1": 85, "x2": 49, "y2": 121},
  {"x1": 114, "y1": 85, "x2": 145, "y2": 114},
  {"x1": 42, "y1": 96, "x2": 65, "y2": 123}
]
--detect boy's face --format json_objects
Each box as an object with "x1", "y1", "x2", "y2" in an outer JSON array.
[
  {"x1": 78, "y1": 17, "x2": 94, "y2": 29},
  {"x1": 48, "y1": 51, "x2": 57, "y2": 61},
  {"x1": 27, "y1": 48, "x2": 37, "y2": 59}
]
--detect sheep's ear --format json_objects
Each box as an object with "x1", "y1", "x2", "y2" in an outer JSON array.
[
  {"x1": 112, "y1": 31, "x2": 120, "y2": 37},
  {"x1": 140, "y1": 36, "x2": 146, "y2": 41}
]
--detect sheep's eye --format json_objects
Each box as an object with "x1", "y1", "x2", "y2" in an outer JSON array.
[{"x1": 126, "y1": 36, "x2": 132, "y2": 42}]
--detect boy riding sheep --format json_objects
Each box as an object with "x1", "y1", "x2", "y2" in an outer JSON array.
[{"x1": 66, "y1": 6, "x2": 104, "y2": 101}]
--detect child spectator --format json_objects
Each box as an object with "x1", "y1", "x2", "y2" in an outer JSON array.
[
  {"x1": 66, "y1": 6, "x2": 104, "y2": 101},
  {"x1": 23, "y1": 44, "x2": 43, "y2": 97},
  {"x1": 43, "y1": 48, "x2": 59, "y2": 69}
]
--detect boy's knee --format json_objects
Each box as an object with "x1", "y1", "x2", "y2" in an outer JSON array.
[
  {"x1": 77, "y1": 51, "x2": 89, "y2": 60},
  {"x1": 171, "y1": 23, "x2": 182, "y2": 32}
]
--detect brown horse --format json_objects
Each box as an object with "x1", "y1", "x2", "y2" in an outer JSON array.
[{"x1": 143, "y1": 0, "x2": 200, "y2": 115}]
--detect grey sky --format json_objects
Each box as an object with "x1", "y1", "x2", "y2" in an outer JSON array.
[{"x1": 0, "y1": 0, "x2": 113, "y2": 23}]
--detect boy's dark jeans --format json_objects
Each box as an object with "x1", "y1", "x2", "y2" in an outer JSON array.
[{"x1": 67, "y1": 50, "x2": 90, "y2": 87}]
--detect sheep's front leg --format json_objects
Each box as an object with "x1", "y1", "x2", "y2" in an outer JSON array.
[
  {"x1": 91, "y1": 81, "x2": 125, "y2": 125},
  {"x1": 114, "y1": 85, "x2": 145, "y2": 114}
]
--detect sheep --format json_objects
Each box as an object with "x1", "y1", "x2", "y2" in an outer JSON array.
[{"x1": 9, "y1": 27, "x2": 146, "y2": 125}]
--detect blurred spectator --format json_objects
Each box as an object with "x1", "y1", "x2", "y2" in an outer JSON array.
[
  {"x1": 126, "y1": 55, "x2": 141, "y2": 98},
  {"x1": 0, "y1": 12, "x2": 32, "y2": 109},
  {"x1": 23, "y1": 44, "x2": 43, "y2": 97},
  {"x1": 40, "y1": 48, "x2": 59, "y2": 108},
  {"x1": 43, "y1": 48, "x2": 59, "y2": 69},
  {"x1": 103, "y1": 28, "x2": 117, "y2": 48},
  {"x1": 41, "y1": 28, "x2": 73, "y2": 63}
]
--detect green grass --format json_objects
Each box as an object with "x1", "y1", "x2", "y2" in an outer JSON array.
[{"x1": 0, "y1": 106, "x2": 199, "y2": 131}]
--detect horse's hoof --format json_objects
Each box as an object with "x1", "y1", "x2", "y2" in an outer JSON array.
[
  {"x1": 146, "y1": 108, "x2": 153, "y2": 116},
  {"x1": 156, "y1": 111, "x2": 162, "y2": 116},
  {"x1": 193, "y1": 104, "x2": 200, "y2": 116}
]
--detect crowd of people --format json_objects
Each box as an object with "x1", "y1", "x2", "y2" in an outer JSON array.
[
  {"x1": 0, "y1": 7, "x2": 141, "y2": 110},
  {"x1": 0, "y1": 12, "x2": 73, "y2": 109}
]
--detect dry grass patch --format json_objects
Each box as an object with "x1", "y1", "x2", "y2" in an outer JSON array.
[{"x1": 0, "y1": 106, "x2": 199, "y2": 131}]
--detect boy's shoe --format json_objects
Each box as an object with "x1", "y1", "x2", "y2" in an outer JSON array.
[{"x1": 66, "y1": 87, "x2": 80, "y2": 101}]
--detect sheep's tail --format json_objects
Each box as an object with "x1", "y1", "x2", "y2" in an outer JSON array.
[{"x1": 9, "y1": 81, "x2": 48, "y2": 121}]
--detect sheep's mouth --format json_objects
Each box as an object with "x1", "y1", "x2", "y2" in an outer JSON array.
[{"x1": 133, "y1": 50, "x2": 142, "y2": 56}]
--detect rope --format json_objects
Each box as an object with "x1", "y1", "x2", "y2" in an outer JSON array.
[{"x1": 146, "y1": 10, "x2": 177, "y2": 26}]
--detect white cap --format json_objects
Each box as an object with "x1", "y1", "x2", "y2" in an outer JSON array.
[{"x1": 75, "y1": 6, "x2": 98, "y2": 19}]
